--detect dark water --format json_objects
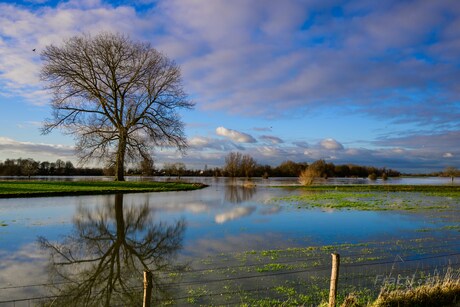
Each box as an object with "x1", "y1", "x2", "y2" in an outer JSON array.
[{"x1": 0, "y1": 177, "x2": 458, "y2": 305}]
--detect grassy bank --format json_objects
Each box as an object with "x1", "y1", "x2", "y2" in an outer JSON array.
[
  {"x1": 0, "y1": 181, "x2": 206, "y2": 198},
  {"x1": 370, "y1": 279, "x2": 460, "y2": 307}
]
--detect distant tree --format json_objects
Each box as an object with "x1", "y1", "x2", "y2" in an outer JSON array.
[
  {"x1": 40, "y1": 32, "x2": 193, "y2": 181},
  {"x1": 174, "y1": 162, "x2": 186, "y2": 178},
  {"x1": 163, "y1": 162, "x2": 186, "y2": 177},
  {"x1": 444, "y1": 166, "x2": 459, "y2": 183},
  {"x1": 20, "y1": 158, "x2": 39, "y2": 178},
  {"x1": 275, "y1": 160, "x2": 307, "y2": 177},
  {"x1": 240, "y1": 154, "x2": 256, "y2": 178},
  {"x1": 55, "y1": 159, "x2": 66, "y2": 175},
  {"x1": 224, "y1": 152, "x2": 242, "y2": 177},
  {"x1": 2, "y1": 159, "x2": 17, "y2": 175},
  {"x1": 39, "y1": 161, "x2": 50, "y2": 175},
  {"x1": 139, "y1": 157, "x2": 155, "y2": 176},
  {"x1": 64, "y1": 161, "x2": 75, "y2": 175},
  {"x1": 49, "y1": 162, "x2": 56, "y2": 175},
  {"x1": 334, "y1": 164, "x2": 350, "y2": 177},
  {"x1": 309, "y1": 160, "x2": 328, "y2": 178}
]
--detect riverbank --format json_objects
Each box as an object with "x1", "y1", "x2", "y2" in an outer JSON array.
[{"x1": 0, "y1": 181, "x2": 207, "y2": 198}]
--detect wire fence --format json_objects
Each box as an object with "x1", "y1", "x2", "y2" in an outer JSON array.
[{"x1": 1, "y1": 238, "x2": 460, "y2": 306}]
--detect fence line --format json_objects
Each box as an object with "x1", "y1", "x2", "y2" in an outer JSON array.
[{"x1": 1, "y1": 247, "x2": 460, "y2": 306}]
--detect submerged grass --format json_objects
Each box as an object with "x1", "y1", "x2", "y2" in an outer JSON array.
[
  {"x1": 0, "y1": 180, "x2": 206, "y2": 198},
  {"x1": 173, "y1": 236, "x2": 460, "y2": 306},
  {"x1": 270, "y1": 185, "x2": 460, "y2": 211},
  {"x1": 280, "y1": 185, "x2": 460, "y2": 193}
]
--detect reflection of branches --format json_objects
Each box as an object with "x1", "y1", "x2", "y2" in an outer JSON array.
[
  {"x1": 225, "y1": 183, "x2": 256, "y2": 204},
  {"x1": 38, "y1": 194, "x2": 185, "y2": 306}
]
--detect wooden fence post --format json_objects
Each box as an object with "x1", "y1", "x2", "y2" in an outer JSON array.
[
  {"x1": 143, "y1": 270, "x2": 153, "y2": 307},
  {"x1": 328, "y1": 253, "x2": 340, "y2": 307}
]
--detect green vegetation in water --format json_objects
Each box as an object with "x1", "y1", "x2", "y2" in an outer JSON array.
[
  {"x1": 416, "y1": 225, "x2": 460, "y2": 233},
  {"x1": 170, "y1": 236, "x2": 460, "y2": 306},
  {"x1": 0, "y1": 181, "x2": 206, "y2": 198},
  {"x1": 278, "y1": 184, "x2": 460, "y2": 193},
  {"x1": 270, "y1": 185, "x2": 460, "y2": 211}
]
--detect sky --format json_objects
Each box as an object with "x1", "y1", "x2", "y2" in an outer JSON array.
[{"x1": 0, "y1": 0, "x2": 459, "y2": 173}]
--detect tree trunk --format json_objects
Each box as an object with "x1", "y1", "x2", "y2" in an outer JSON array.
[
  {"x1": 115, "y1": 133, "x2": 127, "y2": 181},
  {"x1": 114, "y1": 194, "x2": 125, "y2": 238}
]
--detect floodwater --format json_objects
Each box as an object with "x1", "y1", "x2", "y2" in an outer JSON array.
[{"x1": 0, "y1": 177, "x2": 459, "y2": 305}]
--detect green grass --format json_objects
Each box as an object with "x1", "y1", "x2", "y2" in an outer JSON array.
[
  {"x1": 336, "y1": 276, "x2": 460, "y2": 307},
  {"x1": 0, "y1": 181, "x2": 206, "y2": 198},
  {"x1": 271, "y1": 185, "x2": 460, "y2": 211},
  {"x1": 279, "y1": 184, "x2": 460, "y2": 193},
  {"x1": 161, "y1": 236, "x2": 460, "y2": 306}
]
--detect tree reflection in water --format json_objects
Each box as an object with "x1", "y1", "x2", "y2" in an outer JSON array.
[
  {"x1": 38, "y1": 194, "x2": 185, "y2": 306},
  {"x1": 225, "y1": 179, "x2": 256, "y2": 203}
]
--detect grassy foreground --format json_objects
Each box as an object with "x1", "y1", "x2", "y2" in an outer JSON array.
[
  {"x1": 0, "y1": 181, "x2": 206, "y2": 198},
  {"x1": 337, "y1": 278, "x2": 460, "y2": 307}
]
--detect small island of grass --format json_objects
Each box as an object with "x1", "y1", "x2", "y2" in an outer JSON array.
[{"x1": 0, "y1": 181, "x2": 207, "y2": 198}]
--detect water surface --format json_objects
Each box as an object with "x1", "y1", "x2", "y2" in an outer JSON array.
[{"x1": 0, "y1": 177, "x2": 459, "y2": 305}]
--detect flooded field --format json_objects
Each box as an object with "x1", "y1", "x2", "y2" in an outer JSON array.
[{"x1": 0, "y1": 177, "x2": 459, "y2": 305}]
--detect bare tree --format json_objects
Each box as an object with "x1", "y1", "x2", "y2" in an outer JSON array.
[
  {"x1": 139, "y1": 156, "x2": 155, "y2": 176},
  {"x1": 40, "y1": 32, "x2": 194, "y2": 181},
  {"x1": 444, "y1": 166, "x2": 459, "y2": 183},
  {"x1": 240, "y1": 154, "x2": 256, "y2": 178},
  {"x1": 20, "y1": 158, "x2": 39, "y2": 178},
  {"x1": 224, "y1": 152, "x2": 242, "y2": 177}
]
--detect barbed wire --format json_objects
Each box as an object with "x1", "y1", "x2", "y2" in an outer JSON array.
[{"x1": 1, "y1": 244, "x2": 460, "y2": 305}]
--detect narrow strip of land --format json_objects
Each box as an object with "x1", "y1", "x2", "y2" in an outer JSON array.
[
  {"x1": 0, "y1": 181, "x2": 206, "y2": 198},
  {"x1": 281, "y1": 184, "x2": 460, "y2": 192}
]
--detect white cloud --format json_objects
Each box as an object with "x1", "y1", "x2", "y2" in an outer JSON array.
[
  {"x1": 319, "y1": 138, "x2": 344, "y2": 150},
  {"x1": 188, "y1": 136, "x2": 211, "y2": 147},
  {"x1": 260, "y1": 135, "x2": 284, "y2": 144},
  {"x1": 0, "y1": 136, "x2": 75, "y2": 160},
  {"x1": 0, "y1": 0, "x2": 459, "y2": 127},
  {"x1": 0, "y1": 2, "x2": 154, "y2": 104},
  {"x1": 257, "y1": 146, "x2": 286, "y2": 157},
  {"x1": 293, "y1": 141, "x2": 309, "y2": 148},
  {"x1": 214, "y1": 206, "x2": 255, "y2": 224},
  {"x1": 188, "y1": 136, "x2": 245, "y2": 151},
  {"x1": 216, "y1": 126, "x2": 256, "y2": 143},
  {"x1": 392, "y1": 148, "x2": 405, "y2": 154},
  {"x1": 0, "y1": 1, "x2": 458, "y2": 173}
]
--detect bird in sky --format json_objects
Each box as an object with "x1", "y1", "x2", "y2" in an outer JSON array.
[{"x1": 32, "y1": 49, "x2": 36, "y2": 52}]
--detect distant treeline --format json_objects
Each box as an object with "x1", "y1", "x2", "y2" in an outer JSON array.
[
  {"x1": 0, "y1": 156, "x2": 402, "y2": 179},
  {"x1": 0, "y1": 158, "x2": 104, "y2": 177},
  {"x1": 217, "y1": 154, "x2": 401, "y2": 178},
  {"x1": 129, "y1": 153, "x2": 402, "y2": 179}
]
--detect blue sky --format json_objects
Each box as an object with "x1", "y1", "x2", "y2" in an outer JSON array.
[{"x1": 0, "y1": 0, "x2": 459, "y2": 173}]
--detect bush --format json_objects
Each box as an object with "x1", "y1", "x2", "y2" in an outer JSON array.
[
  {"x1": 299, "y1": 168, "x2": 316, "y2": 185},
  {"x1": 368, "y1": 173, "x2": 377, "y2": 181}
]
